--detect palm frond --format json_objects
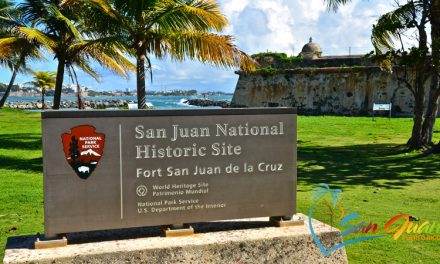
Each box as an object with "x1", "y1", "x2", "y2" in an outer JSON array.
[
  {"x1": 68, "y1": 38, "x2": 135, "y2": 77},
  {"x1": 68, "y1": 36, "x2": 129, "y2": 55},
  {"x1": 323, "y1": 0, "x2": 352, "y2": 12},
  {"x1": 0, "y1": 0, "x2": 14, "y2": 11},
  {"x1": 369, "y1": 3, "x2": 416, "y2": 72},
  {"x1": 0, "y1": 36, "x2": 21, "y2": 57},
  {"x1": 0, "y1": 14, "x2": 22, "y2": 30},
  {"x1": 371, "y1": 3, "x2": 414, "y2": 54},
  {"x1": 145, "y1": 55, "x2": 153, "y2": 83},
  {"x1": 74, "y1": 59, "x2": 100, "y2": 81},
  {"x1": 60, "y1": 0, "x2": 113, "y2": 15},
  {"x1": 0, "y1": 51, "x2": 15, "y2": 69},
  {"x1": 17, "y1": 27, "x2": 56, "y2": 50},
  {"x1": 182, "y1": 0, "x2": 228, "y2": 29},
  {"x1": 19, "y1": 1, "x2": 50, "y2": 29},
  {"x1": 18, "y1": 63, "x2": 33, "y2": 74},
  {"x1": 45, "y1": 3, "x2": 83, "y2": 40},
  {"x1": 155, "y1": 31, "x2": 255, "y2": 71},
  {"x1": 148, "y1": 0, "x2": 228, "y2": 32}
]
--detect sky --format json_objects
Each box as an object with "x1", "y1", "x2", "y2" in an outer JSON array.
[{"x1": 1, "y1": 0, "x2": 399, "y2": 93}]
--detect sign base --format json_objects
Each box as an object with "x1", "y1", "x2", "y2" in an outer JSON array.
[
  {"x1": 5, "y1": 214, "x2": 347, "y2": 264},
  {"x1": 162, "y1": 224, "x2": 195, "y2": 237},
  {"x1": 270, "y1": 215, "x2": 304, "y2": 227},
  {"x1": 34, "y1": 236, "x2": 68, "y2": 249}
]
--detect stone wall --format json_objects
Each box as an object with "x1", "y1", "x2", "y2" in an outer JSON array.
[
  {"x1": 232, "y1": 66, "x2": 432, "y2": 116},
  {"x1": 4, "y1": 214, "x2": 348, "y2": 264}
]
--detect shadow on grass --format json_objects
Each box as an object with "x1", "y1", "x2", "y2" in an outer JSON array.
[
  {"x1": 298, "y1": 143, "x2": 440, "y2": 190},
  {"x1": 0, "y1": 133, "x2": 41, "y2": 150},
  {"x1": 0, "y1": 155, "x2": 42, "y2": 173}
]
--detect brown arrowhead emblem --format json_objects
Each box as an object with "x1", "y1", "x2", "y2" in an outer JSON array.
[{"x1": 61, "y1": 125, "x2": 105, "y2": 179}]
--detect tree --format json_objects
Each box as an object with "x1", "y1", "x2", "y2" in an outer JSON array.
[
  {"x1": 371, "y1": 2, "x2": 431, "y2": 149},
  {"x1": 325, "y1": 0, "x2": 440, "y2": 150},
  {"x1": 19, "y1": 0, "x2": 135, "y2": 109},
  {"x1": 104, "y1": 0, "x2": 255, "y2": 109},
  {"x1": 0, "y1": 0, "x2": 49, "y2": 108},
  {"x1": 426, "y1": 0, "x2": 440, "y2": 149},
  {"x1": 29, "y1": 71, "x2": 56, "y2": 109},
  {"x1": 69, "y1": 136, "x2": 80, "y2": 162}
]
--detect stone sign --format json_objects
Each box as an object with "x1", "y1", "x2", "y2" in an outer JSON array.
[{"x1": 42, "y1": 108, "x2": 297, "y2": 237}]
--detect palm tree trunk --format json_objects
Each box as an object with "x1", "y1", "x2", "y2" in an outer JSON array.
[
  {"x1": 76, "y1": 85, "x2": 84, "y2": 110},
  {"x1": 421, "y1": 73, "x2": 439, "y2": 145},
  {"x1": 71, "y1": 66, "x2": 84, "y2": 109},
  {"x1": 407, "y1": 16, "x2": 429, "y2": 150},
  {"x1": 408, "y1": 68, "x2": 428, "y2": 149},
  {"x1": 408, "y1": 94, "x2": 425, "y2": 149},
  {"x1": 136, "y1": 53, "x2": 146, "y2": 109},
  {"x1": 427, "y1": 0, "x2": 440, "y2": 150},
  {"x1": 0, "y1": 56, "x2": 24, "y2": 108},
  {"x1": 53, "y1": 55, "x2": 66, "y2": 110}
]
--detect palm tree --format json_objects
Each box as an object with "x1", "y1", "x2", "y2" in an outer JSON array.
[
  {"x1": 0, "y1": 0, "x2": 50, "y2": 108},
  {"x1": 19, "y1": 0, "x2": 134, "y2": 109},
  {"x1": 324, "y1": 0, "x2": 440, "y2": 150},
  {"x1": 104, "y1": 0, "x2": 255, "y2": 109},
  {"x1": 30, "y1": 71, "x2": 56, "y2": 109},
  {"x1": 0, "y1": 49, "x2": 35, "y2": 108}
]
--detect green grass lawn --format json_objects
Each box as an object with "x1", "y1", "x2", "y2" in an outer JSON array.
[{"x1": 1, "y1": 108, "x2": 440, "y2": 263}]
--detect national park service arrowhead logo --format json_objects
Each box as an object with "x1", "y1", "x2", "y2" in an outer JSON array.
[{"x1": 61, "y1": 125, "x2": 105, "y2": 179}]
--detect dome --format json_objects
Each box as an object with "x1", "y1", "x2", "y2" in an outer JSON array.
[
  {"x1": 301, "y1": 37, "x2": 322, "y2": 53},
  {"x1": 300, "y1": 37, "x2": 322, "y2": 60}
]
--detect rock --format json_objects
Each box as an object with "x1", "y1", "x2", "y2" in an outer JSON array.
[
  {"x1": 409, "y1": 215, "x2": 419, "y2": 221},
  {"x1": 184, "y1": 99, "x2": 230, "y2": 108}
]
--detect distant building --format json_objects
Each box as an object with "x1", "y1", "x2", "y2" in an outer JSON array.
[{"x1": 231, "y1": 38, "x2": 434, "y2": 116}]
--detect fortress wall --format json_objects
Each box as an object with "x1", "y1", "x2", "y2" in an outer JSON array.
[{"x1": 231, "y1": 67, "x2": 431, "y2": 116}]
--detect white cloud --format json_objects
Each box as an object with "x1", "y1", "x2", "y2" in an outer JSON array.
[
  {"x1": 286, "y1": 0, "x2": 327, "y2": 21},
  {"x1": 1, "y1": 0, "x2": 401, "y2": 92},
  {"x1": 221, "y1": 0, "x2": 250, "y2": 20},
  {"x1": 217, "y1": 0, "x2": 393, "y2": 56},
  {"x1": 221, "y1": 0, "x2": 297, "y2": 54}
]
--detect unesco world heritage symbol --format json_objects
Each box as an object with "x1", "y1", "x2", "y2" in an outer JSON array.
[{"x1": 61, "y1": 125, "x2": 105, "y2": 179}]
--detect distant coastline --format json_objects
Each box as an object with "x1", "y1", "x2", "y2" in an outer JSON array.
[
  {"x1": 1, "y1": 89, "x2": 232, "y2": 98},
  {"x1": 4, "y1": 94, "x2": 233, "y2": 110},
  {"x1": 1, "y1": 83, "x2": 234, "y2": 110},
  {"x1": 0, "y1": 82, "x2": 232, "y2": 98}
]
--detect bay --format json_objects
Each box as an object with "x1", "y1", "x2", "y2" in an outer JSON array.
[{"x1": 7, "y1": 95, "x2": 233, "y2": 109}]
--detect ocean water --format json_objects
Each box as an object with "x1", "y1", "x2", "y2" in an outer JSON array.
[{"x1": 7, "y1": 95, "x2": 233, "y2": 109}]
